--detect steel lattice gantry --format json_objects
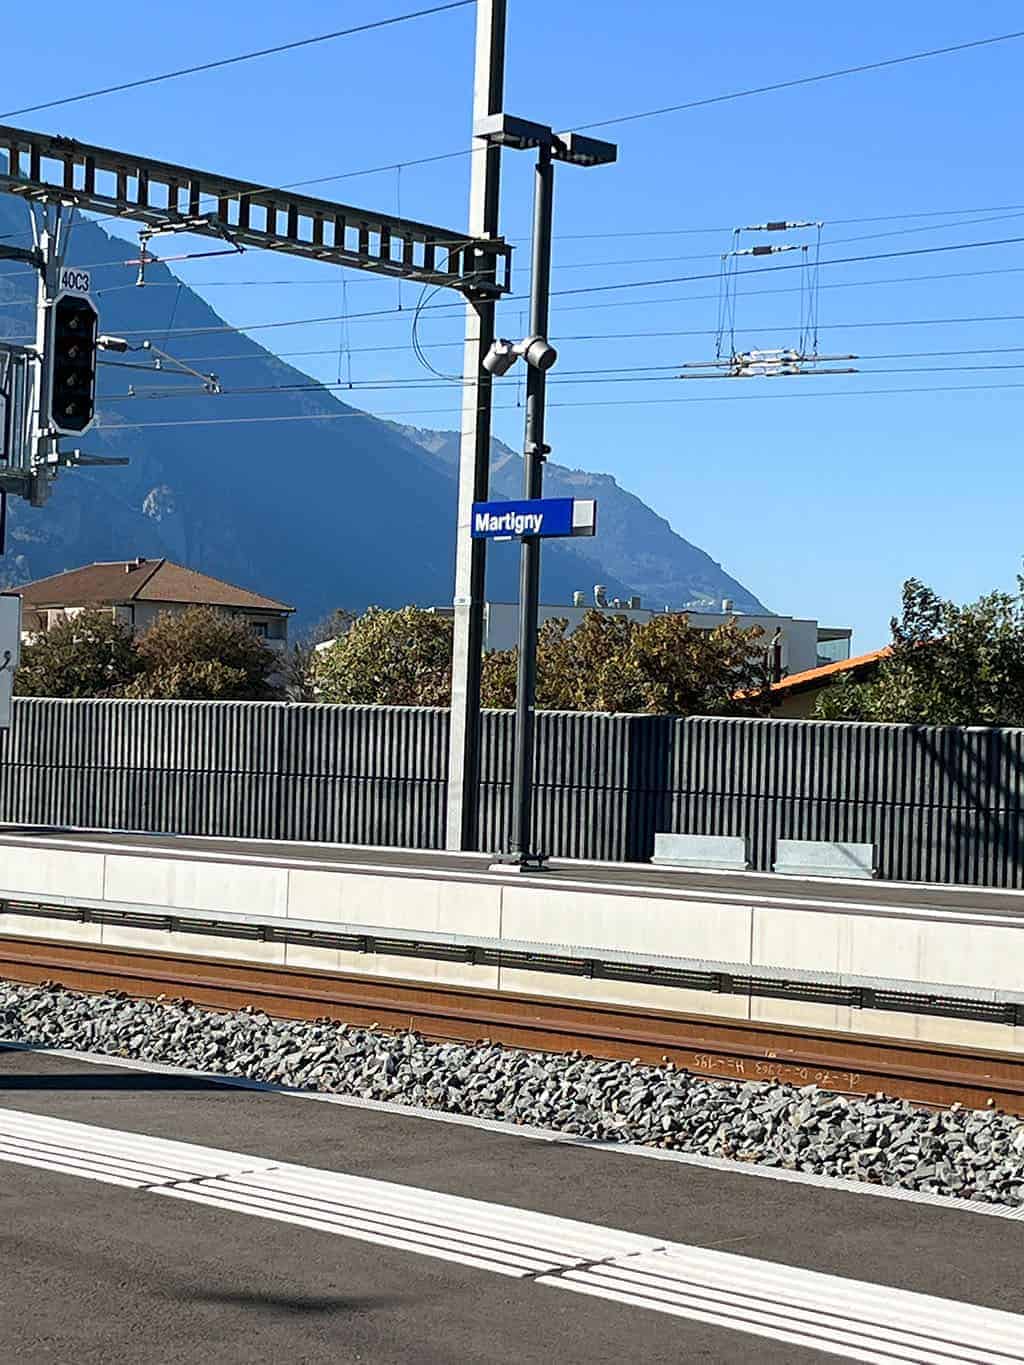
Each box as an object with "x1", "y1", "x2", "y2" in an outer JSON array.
[{"x1": 0, "y1": 123, "x2": 512, "y2": 297}]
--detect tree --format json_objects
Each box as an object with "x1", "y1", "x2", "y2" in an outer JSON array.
[
  {"x1": 628, "y1": 613, "x2": 770, "y2": 716},
  {"x1": 15, "y1": 610, "x2": 142, "y2": 698},
  {"x1": 284, "y1": 608, "x2": 354, "y2": 702},
  {"x1": 484, "y1": 609, "x2": 770, "y2": 715},
  {"x1": 313, "y1": 604, "x2": 771, "y2": 715},
  {"x1": 314, "y1": 606, "x2": 453, "y2": 706},
  {"x1": 813, "y1": 576, "x2": 1024, "y2": 726},
  {"x1": 127, "y1": 606, "x2": 281, "y2": 701}
]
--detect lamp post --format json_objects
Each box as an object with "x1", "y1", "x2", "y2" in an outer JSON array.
[{"x1": 476, "y1": 116, "x2": 617, "y2": 868}]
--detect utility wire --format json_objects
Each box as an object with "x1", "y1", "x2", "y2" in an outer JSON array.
[
  {"x1": 87, "y1": 232, "x2": 1024, "y2": 337},
  {"x1": 4, "y1": 22, "x2": 1013, "y2": 244},
  {"x1": 91, "y1": 379, "x2": 1024, "y2": 432},
  {"x1": 173, "y1": 27, "x2": 1024, "y2": 188},
  {"x1": 546, "y1": 204, "x2": 1024, "y2": 242},
  {"x1": 6, "y1": 259, "x2": 1024, "y2": 350},
  {"x1": 0, "y1": 2, "x2": 475, "y2": 120},
  {"x1": 23, "y1": 207, "x2": 1016, "y2": 292},
  {"x1": 99, "y1": 361, "x2": 1024, "y2": 404},
  {"x1": 550, "y1": 233, "x2": 1024, "y2": 300},
  {"x1": 575, "y1": 30, "x2": 1024, "y2": 133},
  {"x1": 114, "y1": 322, "x2": 1024, "y2": 367}
]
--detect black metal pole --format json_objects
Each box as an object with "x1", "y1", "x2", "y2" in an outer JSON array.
[{"x1": 508, "y1": 143, "x2": 554, "y2": 864}]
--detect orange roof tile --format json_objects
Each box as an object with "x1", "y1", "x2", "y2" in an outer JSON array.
[{"x1": 766, "y1": 646, "x2": 891, "y2": 696}]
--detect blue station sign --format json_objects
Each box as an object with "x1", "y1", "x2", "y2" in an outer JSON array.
[{"x1": 471, "y1": 497, "x2": 597, "y2": 540}]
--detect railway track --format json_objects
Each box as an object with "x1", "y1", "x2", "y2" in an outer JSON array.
[{"x1": 2, "y1": 934, "x2": 1024, "y2": 1115}]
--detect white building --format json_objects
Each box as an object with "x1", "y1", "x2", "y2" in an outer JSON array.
[{"x1": 439, "y1": 589, "x2": 851, "y2": 678}]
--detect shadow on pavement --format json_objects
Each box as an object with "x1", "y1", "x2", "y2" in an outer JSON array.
[{"x1": 185, "y1": 1290, "x2": 409, "y2": 1315}]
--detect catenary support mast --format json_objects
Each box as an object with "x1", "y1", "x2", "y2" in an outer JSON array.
[{"x1": 445, "y1": 0, "x2": 507, "y2": 851}]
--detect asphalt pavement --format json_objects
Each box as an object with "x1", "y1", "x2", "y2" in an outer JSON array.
[{"x1": 1, "y1": 1044, "x2": 1023, "y2": 1364}]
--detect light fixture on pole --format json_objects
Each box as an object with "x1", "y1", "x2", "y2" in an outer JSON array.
[
  {"x1": 477, "y1": 113, "x2": 617, "y2": 870},
  {"x1": 482, "y1": 334, "x2": 558, "y2": 376}
]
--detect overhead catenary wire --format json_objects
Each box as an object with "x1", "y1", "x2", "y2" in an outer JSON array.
[
  {"x1": 89, "y1": 379, "x2": 1024, "y2": 432},
  {"x1": 128, "y1": 26, "x2": 1023, "y2": 189},
  {"x1": 97, "y1": 360, "x2": 1024, "y2": 405},
  {"x1": 5, "y1": 199, "x2": 1024, "y2": 254},
  {"x1": 101, "y1": 323, "x2": 1024, "y2": 368},
  {"x1": 5, "y1": 259, "x2": 1024, "y2": 349},
  {"x1": 1, "y1": 27, "x2": 1019, "y2": 249},
  {"x1": 543, "y1": 203, "x2": 1024, "y2": 242},
  {"x1": 572, "y1": 29, "x2": 1024, "y2": 135},
  {"x1": 548, "y1": 232, "x2": 1024, "y2": 300},
  {"x1": 71, "y1": 232, "x2": 1024, "y2": 338},
  {"x1": 8, "y1": 206, "x2": 1014, "y2": 293}
]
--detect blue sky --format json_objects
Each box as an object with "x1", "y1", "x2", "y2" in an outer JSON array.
[{"x1": 4, "y1": 1, "x2": 1023, "y2": 646}]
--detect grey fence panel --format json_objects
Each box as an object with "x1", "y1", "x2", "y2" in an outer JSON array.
[
  {"x1": 666, "y1": 717, "x2": 1024, "y2": 885},
  {"x1": 3, "y1": 699, "x2": 1024, "y2": 885}
]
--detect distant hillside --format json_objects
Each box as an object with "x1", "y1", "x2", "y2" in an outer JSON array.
[{"x1": 0, "y1": 197, "x2": 766, "y2": 623}]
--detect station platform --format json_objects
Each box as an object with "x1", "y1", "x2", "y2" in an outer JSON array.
[
  {"x1": 0, "y1": 827, "x2": 1023, "y2": 1054},
  {"x1": 2, "y1": 1043, "x2": 1023, "y2": 1364}
]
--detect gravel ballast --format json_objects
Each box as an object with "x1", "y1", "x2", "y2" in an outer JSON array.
[{"x1": 3, "y1": 979, "x2": 1023, "y2": 1206}]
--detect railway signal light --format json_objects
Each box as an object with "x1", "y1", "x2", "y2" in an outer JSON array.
[{"x1": 47, "y1": 293, "x2": 99, "y2": 435}]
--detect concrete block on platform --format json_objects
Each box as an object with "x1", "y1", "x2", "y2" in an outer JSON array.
[
  {"x1": 0, "y1": 845, "x2": 105, "y2": 900},
  {"x1": 774, "y1": 840, "x2": 876, "y2": 879},
  {"x1": 102, "y1": 854, "x2": 288, "y2": 918},
  {"x1": 652, "y1": 833, "x2": 750, "y2": 871},
  {"x1": 499, "y1": 886, "x2": 753, "y2": 963}
]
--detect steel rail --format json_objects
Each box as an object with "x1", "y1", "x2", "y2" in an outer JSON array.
[{"x1": 2, "y1": 935, "x2": 1023, "y2": 1115}]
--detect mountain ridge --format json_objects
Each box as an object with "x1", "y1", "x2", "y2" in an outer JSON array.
[
  {"x1": 0, "y1": 198, "x2": 766, "y2": 623},
  {"x1": 391, "y1": 423, "x2": 767, "y2": 612}
]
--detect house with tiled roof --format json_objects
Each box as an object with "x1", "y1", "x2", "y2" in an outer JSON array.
[
  {"x1": 752, "y1": 647, "x2": 891, "y2": 718},
  {"x1": 16, "y1": 558, "x2": 294, "y2": 650}
]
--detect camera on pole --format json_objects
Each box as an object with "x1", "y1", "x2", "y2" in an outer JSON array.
[{"x1": 47, "y1": 292, "x2": 99, "y2": 435}]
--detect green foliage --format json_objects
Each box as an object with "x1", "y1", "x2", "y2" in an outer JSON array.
[
  {"x1": 284, "y1": 608, "x2": 355, "y2": 702},
  {"x1": 627, "y1": 613, "x2": 769, "y2": 716},
  {"x1": 813, "y1": 576, "x2": 1024, "y2": 727},
  {"x1": 316, "y1": 605, "x2": 770, "y2": 716},
  {"x1": 314, "y1": 606, "x2": 453, "y2": 706},
  {"x1": 812, "y1": 668, "x2": 878, "y2": 721},
  {"x1": 15, "y1": 610, "x2": 142, "y2": 698},
  {"x1": 126, "y1": 606, "x2": 281, "y2": 701}
]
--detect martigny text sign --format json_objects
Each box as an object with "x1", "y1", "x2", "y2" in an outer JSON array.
[{"x1": 471, "y1": 497, "x2": 597, "y2": 541}]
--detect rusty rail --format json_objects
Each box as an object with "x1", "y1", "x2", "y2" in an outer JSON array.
[{"x1": 2, "y1": 935, "x2": 1023, "y2": 1114}]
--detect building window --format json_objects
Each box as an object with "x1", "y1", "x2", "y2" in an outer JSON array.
[
  {"x1": 816, "y1": 634, "x2": 852, "y2": 666},
  {"x1": 249, "y1": 620, "x2": 270, "y2": 639}
]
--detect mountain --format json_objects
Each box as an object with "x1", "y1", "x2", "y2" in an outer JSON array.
[
  {"x1": 0, "y1": 198, "x2": 766, "y2": 624},
  {"x1": 392, "y1": 425, "x2": 766, "y2": 613}
]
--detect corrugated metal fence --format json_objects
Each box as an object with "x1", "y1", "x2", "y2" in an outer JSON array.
[{"x1": 0, "y1": 699, "x2": 1021, "y2": 886}]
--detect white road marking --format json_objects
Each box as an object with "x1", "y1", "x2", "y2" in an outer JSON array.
[
  {"x1": 6, "y1": 1040, "x2": 1024, "y2": 1222},
  {"x1": 0, "y1": 1106, "x2": 1021, "y2": 1363}
]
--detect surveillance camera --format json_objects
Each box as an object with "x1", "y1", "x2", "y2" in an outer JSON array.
[
  {"x1": 518, "y1": 335, "x2": 558, "y2": 371},
  {"x1": 482, "y1": 338, "x2": 519, "y2": 377}
]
